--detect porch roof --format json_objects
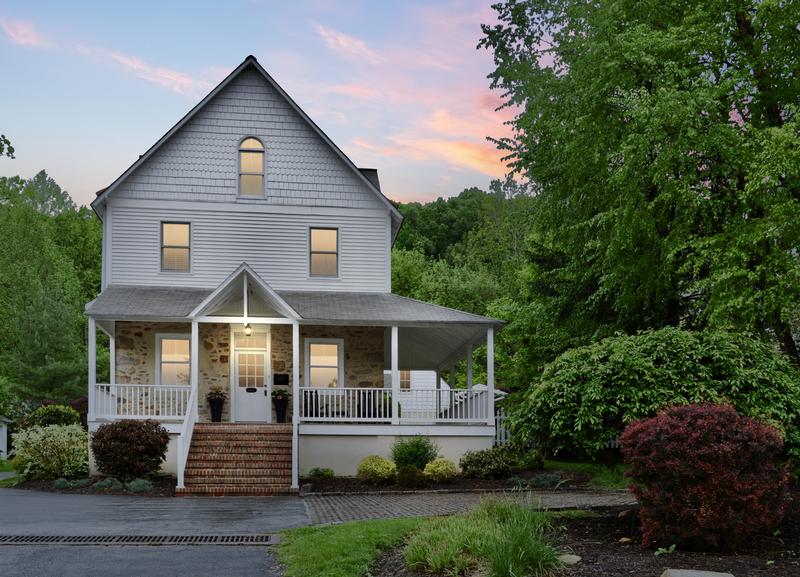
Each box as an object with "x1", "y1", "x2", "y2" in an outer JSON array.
[{"x1": 85, "y1": 285, "x2": 504, "y2": 327}]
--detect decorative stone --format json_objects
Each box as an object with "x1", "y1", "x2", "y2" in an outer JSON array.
[
  {"x1": 618, "y1": 537, "x2": 632, "y2": 544},
  {"x1": 557, "y1": 554, "x2": 581, "y2": 566},
  {"x1": 660, "y1": 571, "x2": 734, "y2": 577},
  {"x1": 220, "y1": 355, "x2": 229, "y2": 364}
]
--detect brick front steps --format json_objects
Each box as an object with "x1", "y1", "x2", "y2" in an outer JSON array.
[{"x1": 176, "y1": 423, "x2": 295, "y2": 496}]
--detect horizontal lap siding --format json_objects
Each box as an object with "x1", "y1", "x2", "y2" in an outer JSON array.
[{"x1": 111, "y1": 206, "x2": 389, "y2": 291}]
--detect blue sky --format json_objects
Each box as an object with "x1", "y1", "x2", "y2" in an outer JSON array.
[{"x1": 0, "y1": 0, "x2": 512, "y2": 207}]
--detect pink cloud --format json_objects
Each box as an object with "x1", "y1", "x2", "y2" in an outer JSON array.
[
  {"x1": 323, "y1": 83, "x2": 379, "y2": 99},
  {"x1": 314, "y1": 23, "x2": 384, "y2": 65},
  {"x1": 1, "y1": 19, "x2": 50, "y2": 48},
  {"x1": 76, "y1": 45, "x2": 212, "y2": 97}
]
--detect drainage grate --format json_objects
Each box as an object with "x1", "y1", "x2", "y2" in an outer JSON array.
[{"x1": 0, "y1": 534, "x2": 273, "y2": 546}]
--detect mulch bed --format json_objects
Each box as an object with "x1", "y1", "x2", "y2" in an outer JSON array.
[
  {"x1": 301, "y1": 469, "x2": 592, "y2": 494},
  {"x1": 9, "y1": 475, "x2": 176, "y2": 497},
  {"x1": 370, "y1": 491, "x2": 800, "y2": 577}
]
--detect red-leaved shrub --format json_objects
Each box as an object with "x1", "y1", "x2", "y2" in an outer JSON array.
[
  {"x1": 91, "y1": 420, "x2": 170, "y2": 480},
  {"x1": 620, "y1": 403, "x2": 789, "y2": 550}
]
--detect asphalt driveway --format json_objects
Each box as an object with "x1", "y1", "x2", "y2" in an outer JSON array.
[{"x1": 0, "y1": 488, "x2": 310, "y2": 577}]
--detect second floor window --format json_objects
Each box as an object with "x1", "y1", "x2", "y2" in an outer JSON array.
[
  {"x1": 161, "y1": 222, "x2": 190, "y2": 272},
  {"x1": 239, "y1": 137, "x2": 265, "y2": 197},
  {"x1": 310, "y1": 227, "x2": 338, "y2": 276}
]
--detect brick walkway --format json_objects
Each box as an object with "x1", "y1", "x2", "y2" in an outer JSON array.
[{"x1": 304, "y1": 490, "x2": 636, "y2": 524}]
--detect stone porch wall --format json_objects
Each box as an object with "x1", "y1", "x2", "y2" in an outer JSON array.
[{"x1": 114, "y1": 321, "x2": 230, "y2": 421}]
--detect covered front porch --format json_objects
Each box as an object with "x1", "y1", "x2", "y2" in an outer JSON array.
[{"x1": 85, "y1": 264, "x2": 503, "y2": 488}]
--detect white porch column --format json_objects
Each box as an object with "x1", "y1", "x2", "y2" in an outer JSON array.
[
  {"x1": 87, "y1": 317, "x2": 96, "y2": 422},
  {"x1": 486, "y1": 327, "x2": 495, "y2": 425},
  {"x1": 109, "y1": 323, "x2": 116, "y2": 386},
  {"x1": 391, "y1": 325, "x2": 399, "y2": 425},
  {"x1": 466, "y1": 344, "x2": 473, "y2": 390},
  {"x1": 191, "y1": 321, "x2": 199, "y2": 400},
  {"x1": 291, "y1": 321, "x2": 300, "y2": 489}
]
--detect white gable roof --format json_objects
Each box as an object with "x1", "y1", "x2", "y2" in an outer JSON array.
[{"x1": 92, "y1": 55, "x2": 403, "y2": 238}]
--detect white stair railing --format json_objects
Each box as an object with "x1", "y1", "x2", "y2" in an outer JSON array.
[{"x1": 176, "y1": 385, "x2": 198, "y2": 489}]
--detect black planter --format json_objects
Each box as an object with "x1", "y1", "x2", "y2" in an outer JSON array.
[
  {"x1": 273, "y1": 397, "x2": 289, "y2": 423},
  {"x1": 208, "y1": 398, "x2": 225, "y2": 422}
]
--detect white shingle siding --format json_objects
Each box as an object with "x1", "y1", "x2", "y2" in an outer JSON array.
[
  {"x1": 112, "y1": 69, "x2": 385, "y2": 210},
  {"x1": 109, "y1": 202, "x2": 391, "y2": 292}
]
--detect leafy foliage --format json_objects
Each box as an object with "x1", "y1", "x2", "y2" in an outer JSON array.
[
  {"x1": 404, "y1": 497, "x2": 559, "y2": 577},
  {"x1": 23, "y1": 404, "x2": 81, "y2": 428},
  {"x1": 91, "y1": 420, "x2": 169, "y2": 480},
  {"x1": 512, "y1": 327, "x2": 800, "y2": 459},
  {"x1": 390, "y1": 436, "x2": 438, "y2": 471},
  {"x1": 308, "y1": 467, "x2": 335, "y2": 480},
  {"x1": 356, "y1": 455, "x2": 396, "y2": 485},
  {"x1": 125, "y1": 478, "x2": 154, "y2": 493},
  {"x1": 93, "y1": 477, "x2": 123, "y2": 491},
  {"x1": 459, "y1": 447, "x2": 513, "y2": 479},
  {"x1": 396, "y1": 464, "x2": 427, "y2": 488},
  {"x1": 422, "y1": 458, "x2": 458, "y2": 483},
  {"x1": 621, "y1": 404, "x2": 789, "y2": 550},
  {"x1": 0, "y1": 133, "x2": 13, "y2": 158},
  {"x1": 12, "y1": 424, "x2": 88, "y2": 479}
]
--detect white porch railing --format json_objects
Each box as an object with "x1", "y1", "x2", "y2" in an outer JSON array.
[
  {"x1": 299, "y1": 387, "x2": 489, "y2": 424},
  {"x1": 93, "y1": 384, "x2": 192, "y2": 420},
  {"x1": 176, "y1": 385, "x2": 198, "y2": 489}
]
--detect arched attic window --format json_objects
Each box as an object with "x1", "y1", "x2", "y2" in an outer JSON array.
[{"x1": 239, "y1": 137, "x2": 265, "y2": 197}]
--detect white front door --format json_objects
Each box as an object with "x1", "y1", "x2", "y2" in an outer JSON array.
[{"x1": 232, "y1": 331, "x2": 271, "y2": 422}]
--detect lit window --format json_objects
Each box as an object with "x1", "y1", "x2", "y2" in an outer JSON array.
[
  {"x1": 161, "y1": 222, "x2": 190, "y2": 272},
  {"x1": 399, "y1": 370, "x2": 411, "y2": 390},
  {"x1": 306, "y1": 339, "x2": 343, "y2": 388},
  {"x1": 239, "y1": 137, "x2": 264, "y2": 197},
  {"x1": 157, "y1": 336, "x2": 190, "y2": 386},
  {"x1": 310, "y1": 228, "x2": 338, "y2": 276}
]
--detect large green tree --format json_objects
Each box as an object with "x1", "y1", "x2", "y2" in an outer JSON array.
[{"x1": 480, "y1": 0, "x2": 800, "y2": 365}]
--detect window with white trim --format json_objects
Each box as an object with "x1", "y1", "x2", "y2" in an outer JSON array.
[
  {"x1": 309, "y1": 228, "x2": 338, "y2": 277},
  {"x1": 161, "y1": 222, "x2": 190, "y2": 272},
  {"x1": 305, "y1": 339, "x2": 344, "y2": 388},
  {"x1": 239, "y1": 137, "x2": 265, "y2": 197},
  {"x1": 399, "y1": 370, "x2": 412, "y2": 390},
  {"x1": 156, "y1": 335, "x2": 190, "y2": 386}
]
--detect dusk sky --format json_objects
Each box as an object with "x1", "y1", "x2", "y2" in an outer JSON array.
[{"x1": 0, "y1": 0, "x2": 513, "y2": 207}]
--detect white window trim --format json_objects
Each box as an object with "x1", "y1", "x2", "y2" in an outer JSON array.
[
  {"x1": 155, "y1": 333, "x2": 191, "y2": 387},
  {"x1": 160, "y1": 221, "x2": 192, "y2": 274},
  {"x1": 308, "y1": 227, "x2": 339, "y2": 278},
  {"x1": 304, "y1": 337, "x2": 344, "y2": 389},
  {"x1": 238, "y1": 136, "x2": 265, "y2": 198}
]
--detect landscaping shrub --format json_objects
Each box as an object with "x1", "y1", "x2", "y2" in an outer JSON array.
[
  {"x1": 391, "y1": 436, "x2": 438, "y2": 471},
  {"x1": 23, "y1": 404, "x2": 81, "y2": 428},
  {"x1": 397, "y1": 464, "x2": 427, "y2": 488},
  {"x1": 621, "y1": 403, "x2": 789, "y2": 550},
  {"x1": 93, "y1": 477, "x2": 123, "y2": 491},
  {"x1": 12, "y1": 424, "x2": 88, "y2": 479},
  {"x1": 53, "y1": 477, "x2": 71, "y2": 489},
  {"x1": 423, "y1": 458, "x2": 458, "y2": 483},
  {"x1": 514, "y1": 449, "x2": 544, "y2": 471},
  {"x1": 308, "y1": 467, "x2": 335, "y2": 480},
  {"x1": 460, "y1": 447, "x2": 512, "y2": 479},
  {"x1": 356, "y1": 455, "x2": 396, "y2": 485},
  {"x1": 53, "y1": 477, "x2": 90, "y2": 490},
  {"x1": 91, "y1": 420, "x2": 169, "y2": 480},
  {"x1": 405, "y1": 497, "x2": 559, "y2": 577},
  {"x1": 126, "y1": 478, "x2": 154, "y2": 493},
  {"x1": 511, "y1": 328, "x2": 800, "y2": 458}
]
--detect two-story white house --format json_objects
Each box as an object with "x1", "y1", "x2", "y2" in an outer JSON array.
[{"x1": 85, "y1": 55, "x2": 503, "y2": 495}]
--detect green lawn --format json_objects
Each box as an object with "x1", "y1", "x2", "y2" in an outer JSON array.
[
  {"x1": 543, "y1": 460, "x2": 629, "y2": 489},
  {"x1": 0, "y1": 458, "x2": 20, "y2": 487},
  {"x1": 0, "y1": 458, "x2": 13, "y2": 472},
  {"x1": 279, "y1": 517, "x2": 422, "y2": 577}
]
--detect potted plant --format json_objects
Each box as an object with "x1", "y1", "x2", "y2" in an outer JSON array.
[
  {"x1": 206, "y1": 385, "x2": 228, "y2": 422},
  {"x1": 271, "y1": 388, "x2": 290, "y2": 423}
]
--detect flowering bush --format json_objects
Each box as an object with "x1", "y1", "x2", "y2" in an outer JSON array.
[
  {"x1": 621, "y1": 404, "x2": 789, "y2": 550},
  {"x1": 423, "y1": 458, "x2": 458, "y2": 482},
  {"x1": 356, "y1": 455, "x2": 396, "y2": 484},
  {"x1": 91, "y1": 420, "x2": 169, "y2": 479},
  {"x1": 12, "y1": 424, "x2": 88, "y2": 479},
  {"x1": 460, "y1": 447, "x2": 513, "y2": 479}
]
